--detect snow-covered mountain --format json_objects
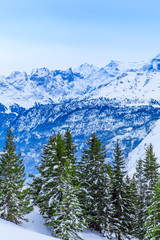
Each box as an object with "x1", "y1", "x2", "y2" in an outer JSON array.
[{"x1": 1, "y1": 54, "x2": 160, "y2": 175}]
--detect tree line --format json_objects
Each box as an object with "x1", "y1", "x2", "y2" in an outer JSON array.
[{"x1": 0, "y1": 129, "x2": 160, "y2": 240}]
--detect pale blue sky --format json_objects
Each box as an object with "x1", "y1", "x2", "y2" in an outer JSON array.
[{"x1": 0, "y1": 0, "x2": 160, "y2": 75}]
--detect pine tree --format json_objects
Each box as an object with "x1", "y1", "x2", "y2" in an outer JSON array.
[
  {"x1": 64, "y1": 129, "x2": 78, "y2": 186},
  {"x1": 134, "y1": 158, "x2": 147, "y2": 240},
  {"x1": 134, "y1": 146, "x2": 159, "y2": 240},
  {"x1": 0, "y1": 129, "x2": 33, "y2": 224},
  {"x1": 123, "y1": 175, "x2": 137, "y2": 238},
  {"x1": 143, "y1": 144, "x2": 160, "y2": 206},
  {"x1": 110, "y1": 141, "x2": 129, "y2": 240},
  {"x1": 144, "y1": 180, "x2": 160, "y2": 240},
  {"x1": 36, "y1": 133, "x2": 58, "y2": 218},
  {"x1": 64, "y1": 129, "x2": 76, "y2": 164},
  {"x1": 49, "y1": 170, "x2": 86, "y2": 240},
  {"x1": 80, "y1": 133, "x2": 111, "y2": 235},
  {"x1": 29, "y1": 173, "x2": 42, "y2": 206},
  {"x1": 35, "y1": 131, "x2": 85, "y2": 240}
]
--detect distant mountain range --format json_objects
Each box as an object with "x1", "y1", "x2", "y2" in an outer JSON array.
[{"x1": 1, "y1": 54, "x2": 160, "y2": 176}]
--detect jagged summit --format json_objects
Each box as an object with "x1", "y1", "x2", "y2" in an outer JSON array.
[
  {"x1": 141, "y1": 54, "x2": 160, "y2": 71},
  {"x1": 73, "y1": 63, "x2": 99, "y2": 78},
  {"x1": 7, "y1": 71, "x2": 28, "y2": 81},
  {"x1": 154, "y1": 53, "x2": 160, "y2": 59},
  {"x1": 31, "y1": 67, "x2": 51, "y2": 78},
  {"x1": 151, "y1": 54, "x2": 160, "y2": 70},
  {"x1": 106, "y1": 60, "x2": 119, "y2": 69}
]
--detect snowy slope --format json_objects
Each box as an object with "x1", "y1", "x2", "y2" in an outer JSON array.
[
  {"x1": 0, "y1": 219, "x2": 115, "y2": 240},
  {"x1": 89, "y1": 70, "x2": 160, "y2": 105},
  {"x1": 127, "y1": 118, "x2": 160, "y2": 176},
  {"x1": 22, "y1": 207, "x2": 52, "y2": 236},
  {"x1": 0, "y1": 207, "x2": 116, "y2": 240},
  {"x1": 0, "y1": 218, "x2": 57, "y2": 240}
]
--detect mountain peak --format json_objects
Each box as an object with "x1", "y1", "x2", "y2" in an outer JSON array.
[
  {"x1": 155, "y1": 53, "x2": 160, "y2": 59},
  {"x1": 79, "y1": 63, "x2": 94, "y2": 68},
  {"x1": 73, "y1": 63, "x2": 99, "y2": 78},
  {"x1": 149, "y1": 54, "x2": 160, "y2": 71},
  {"x1": 66, "y1": 67, "x2": 73, "y2": 75},
  {"x1": 7, "y1": 71, "x2": 28, "y2": 82},
  {"x1": 106, "y1": 60, "x2": 119, "y2": 69},
  {"x1": 31, "y1": 67, "x2": 50, "y2": 78}
]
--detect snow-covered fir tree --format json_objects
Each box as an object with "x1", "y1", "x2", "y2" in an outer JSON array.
[
  {"x1": 144, "y1": 180, "x2": 160, "y2": 240},
  {"x1": 35, "y1": 131, "x2": 85, "y2": 240},
  {"x1": 143, "y1": 143, "x2": 160, "y2": 206},
  {"x1": 49, "y1": 171, "x2": 86, "y2": 240},
  {"x1": 129, "y1": 175, "x2": 140, "y2": 237},
  {"x1": 123, "y1": 175, "x2": 137, "y2": 238},
  {"x1": 79, "y1": 133, "x2": 111, "y2": 236},
  {"x1": 29, "y1": 173, "x2": 42, "y2": 206},
  {"x1": 0, "y1": 129, "x2": 33, "y2": 224},
  {"x1": 64, "y1": 129, "x2": 78, "y2": 186},
  {"x1": 134, "y1": 158, "x2": 147, "y2": 240},
  {"x1": 110, "y1": 141, "x2": 132, "y2": 240},
  {"x1": 36, "y1": 133, "x2": 58, "y2": 218},
  {"x1": 133, "y1": 145, "x2": 160, "y2": 239}
]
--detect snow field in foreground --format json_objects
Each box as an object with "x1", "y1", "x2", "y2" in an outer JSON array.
[
  {"x1": 0, "y1": 218, "x2": 58, "y2": 240},
  {"x1": 0, "y1": 207, "x2": 114, "y2": 240}
]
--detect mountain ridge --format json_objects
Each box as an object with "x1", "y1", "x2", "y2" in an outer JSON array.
[{"x1": 0, "y1": 57, "x2": 153, "y2": 109}]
